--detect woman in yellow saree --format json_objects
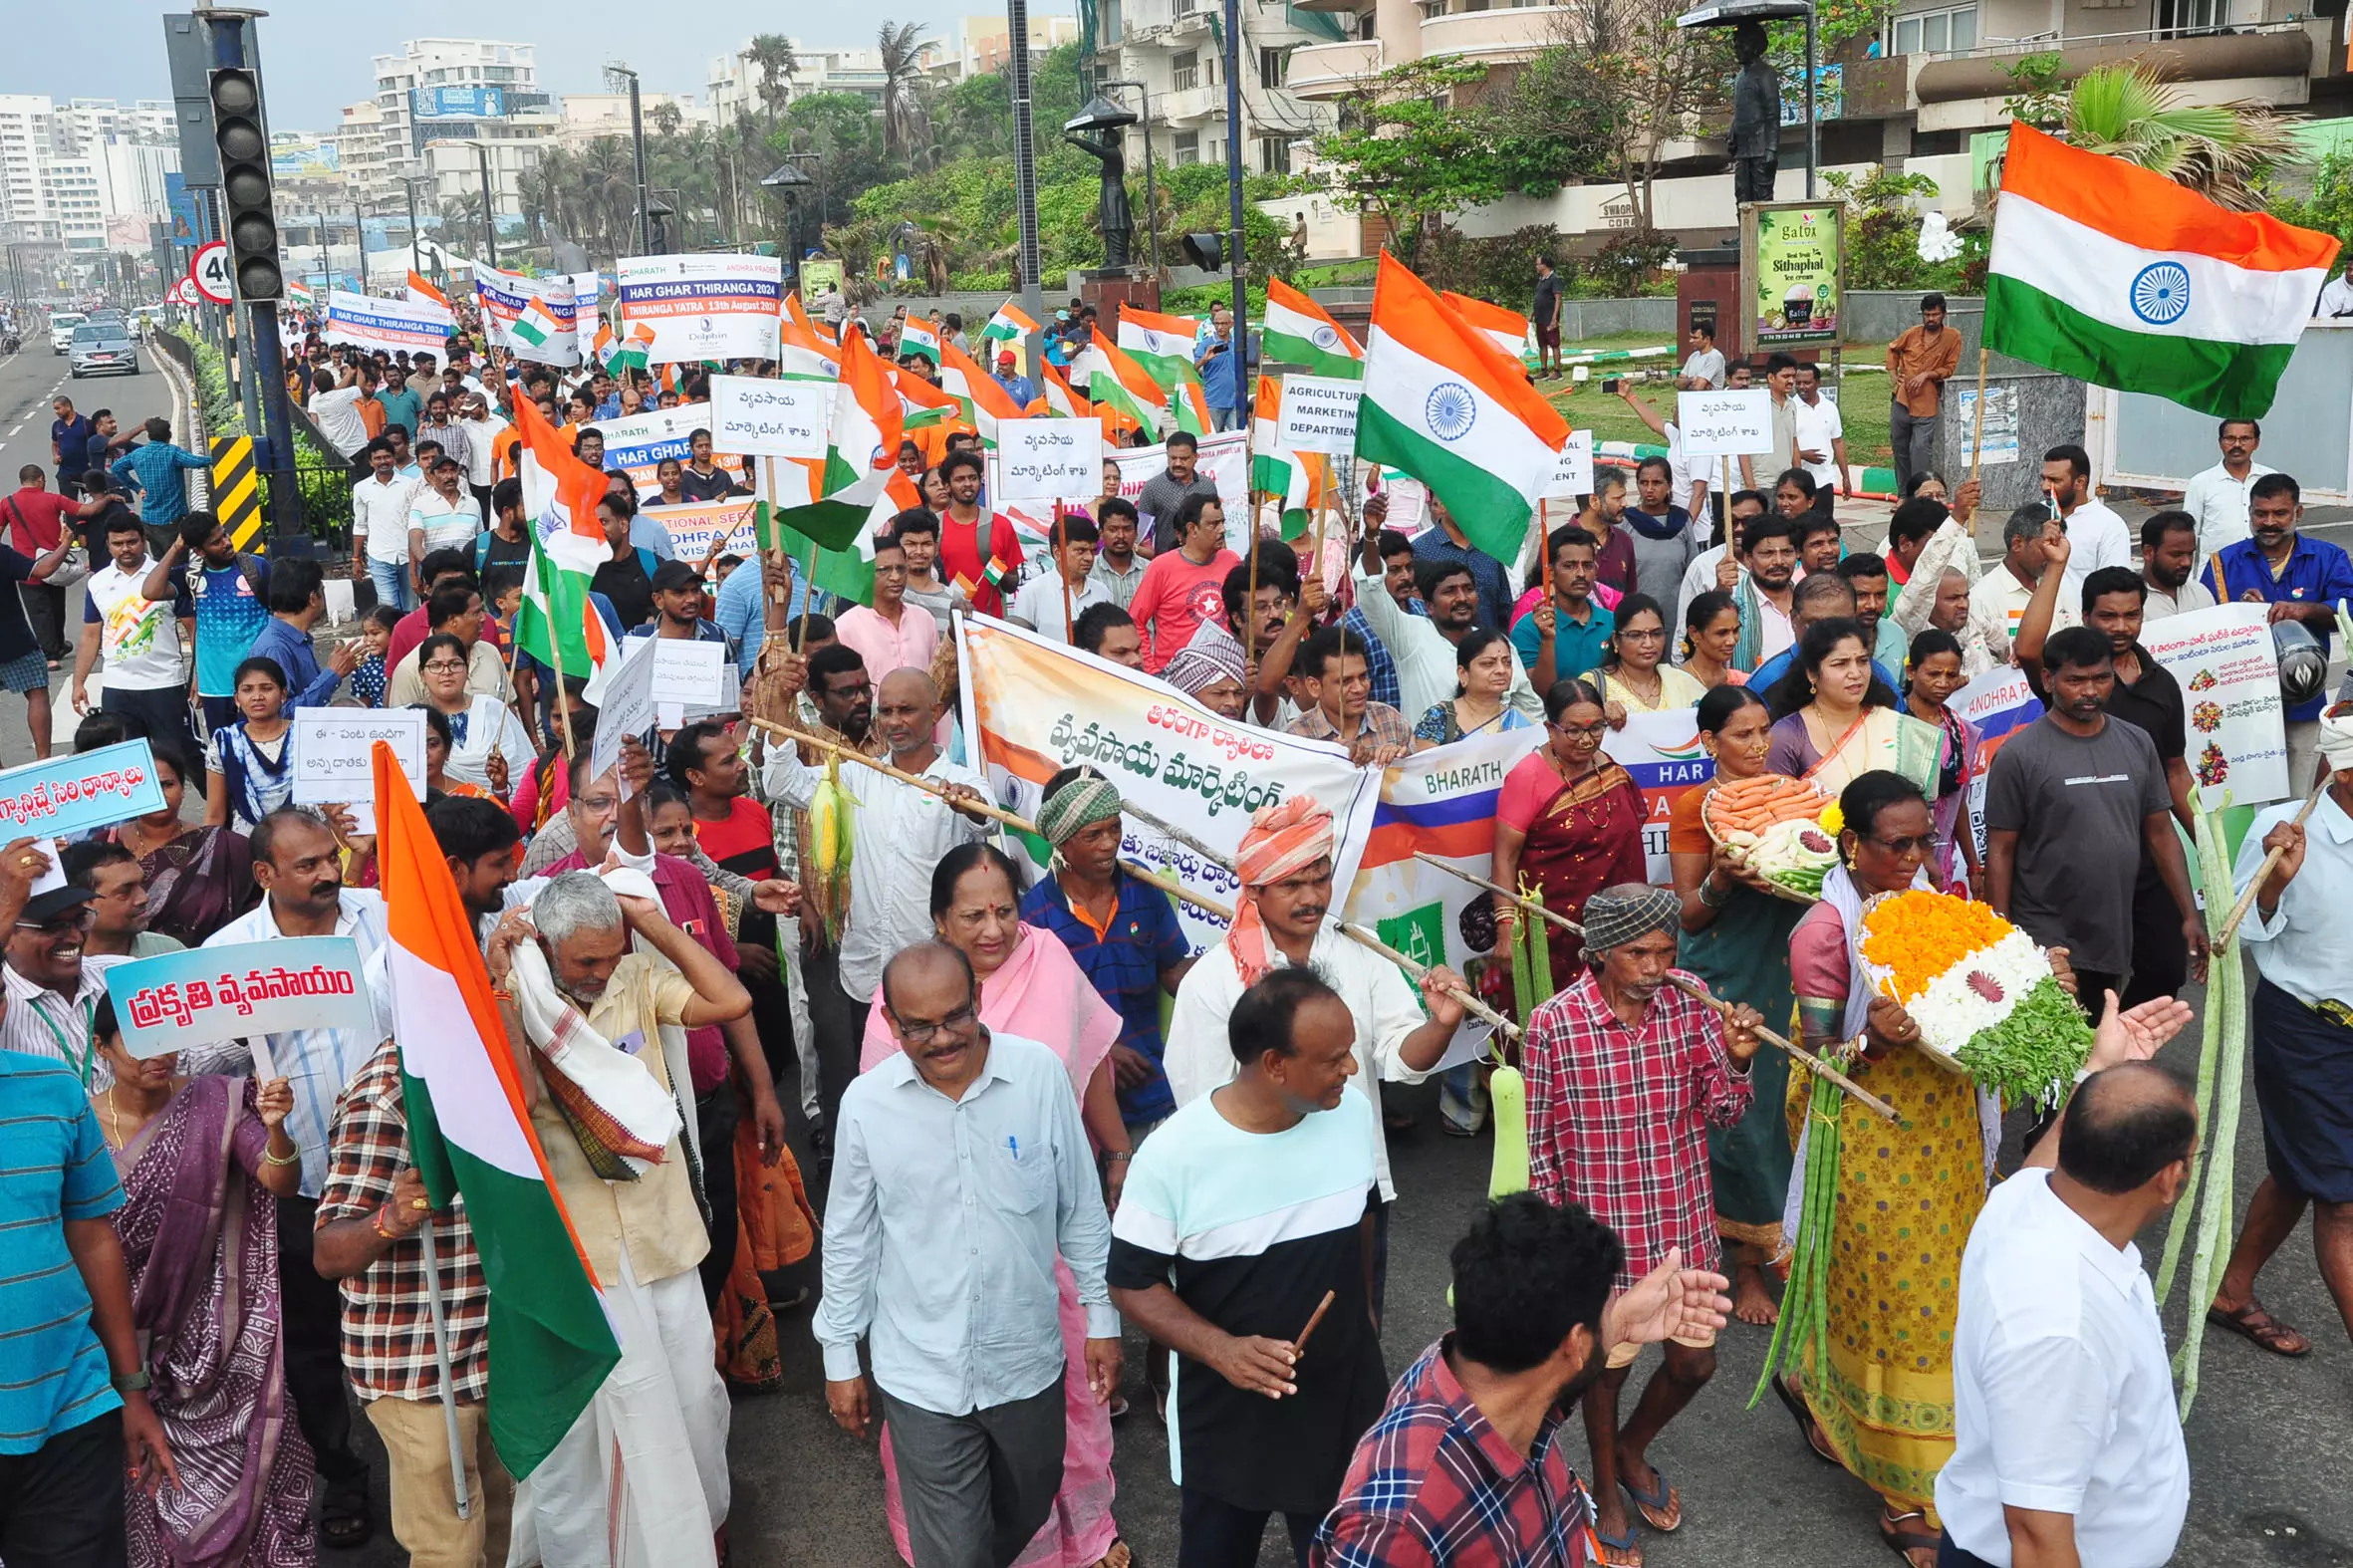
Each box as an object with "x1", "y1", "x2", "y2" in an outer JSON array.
[{"x1": 1761, "y1": 618, "x2": 1945, "y2": 797}]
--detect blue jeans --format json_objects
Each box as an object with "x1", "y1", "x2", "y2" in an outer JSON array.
[{"x1": 366, "y1": 556, "x2": 414, "y2": 614}]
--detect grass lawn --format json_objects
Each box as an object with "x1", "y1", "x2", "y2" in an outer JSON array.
[{"x1": 1539, "y1": 337, "x2": 1902, "y2": 472}]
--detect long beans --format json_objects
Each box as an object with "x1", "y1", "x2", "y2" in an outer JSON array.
[{"x1": 1749, "y1": 1069, "x2": 1847, "y2": 1408}]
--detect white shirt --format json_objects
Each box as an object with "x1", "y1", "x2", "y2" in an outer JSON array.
[
  {"x1": 2317, "y1": 272, "x2": 2353, "y2": 318},
  {"x1": 194, "y1": 891, "x2": 392, "y2": 1196},
  {"x1": 2181, "y1": 460, "x2": 2276, "y2": 562},
  {"x1": 2058, "y1": 498, "x2": 2133, "y2": 576},
  {"x1": 0, "y1": 958, "x2": 126, "y2": 1091},
  {"x1": 1349, "y1": 564, "x2": 1541, "y2": 725},
  {"x1": 459, "y1": 413, "x2": 506, "y2": 488},
  {"x1": 2235, "y1": 789, "x2": 2353, "y2": 1009},
  {"x1": 310, "y1": 385, "x2": 370, "y2": 458},
  {"x1": 1937, "y1": 1169, "x2": 2188, "y2": 1568},
  {"x1": 1792, "y1": 393, "x2": 1845, "y2": 492},
  {"x1": 1676, "y1": 543, "x2": 1732, "y2": 638},
  {"x1": 1163, "y1": 926, "x2": 1436, "y2": 1201},
  {"x1": 1660, "y1": 421, "x2": 1707, "y2": 521},
  {"x1": 351, "y1": 473, "x2": 422, "y2": 565},
  {"x1": 763, "y1": 747, "x2": 990, "y2": 1002},
  {"x1": 84, "y1": 558, "x2": 188, "y2": 690},
  {"x1": 813, "y1": 1031, "x2": 1117, "y2": 1417},
  {"x1": 2139, "y1": 576, "x2": 2216, "y2": 623},
  {"x1": 406, "y1": 486, "x2": 481, "y2": 558},
  {"x1": 1005, "y1": 571, "x2": 1111, "y2": 643},
  {"x1": 1968, "y1": 565, "x2": 2077, "y2": 661}
]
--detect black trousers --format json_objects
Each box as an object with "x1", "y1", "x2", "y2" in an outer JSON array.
[
  {"x1": 276, "y1": 1194, "x2": 367, "y2": 1489},
  {"x1": 1176, "y1": 1487, "x2": 1320, "y2": 1568},
  {"x1": 2121, "y1": 865, "x2": 2190, "y2": 1010},
  {"x1": 97, "y1": 683, "x2": 194, "y2": 756},
  {"x1": 806, "y1": 945, "x2": 865, "y2": 1141},
  {"x1": 19, "y1": 583, "x2": 65, "y2": 661},
  {"x1": 0, "y1": 1409, "x2": 127, "y2": 1568},
  {"x1": 695, "y1": 1086, "x2": 741, "y2": 1311},
  {"x1": 1938, "y1": 1531, "x2": 1998, "y2": 1568}
]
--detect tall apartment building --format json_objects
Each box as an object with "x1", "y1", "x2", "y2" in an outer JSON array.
[
  {"x1": 935, "y1": 14, "x2": 1083, "y2": 82},
  {"x1": 555, "y1": 92, "x2": 706, "y2": 149},
  {"x1": 371, "y1": 38, "x2": 544, "y2": 179},
  {"x1": 52, "y1": 100, "x2": 176, "y2": 155},
  {"x1": 1086, "y1": 0, "x2": 1338, "y2": 174},
  {"x1": 0, "y1": 96, "x2": 56, "y2": 245},
  {"x1": 337, "y1": 101, "x2": 394, "y2": 209},
  {"x1": 36, "y1": 157, "x2": 104, "y2": 249},
  {"x1": 706, "y1": 38, "x2": 929, "y2": 130}
]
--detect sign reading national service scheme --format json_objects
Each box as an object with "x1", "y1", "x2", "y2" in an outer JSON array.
[{"x1": 617, "y1": 254, "x2": 784, "y2": 365}]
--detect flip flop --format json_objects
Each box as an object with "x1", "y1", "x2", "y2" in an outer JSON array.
[
  {"x1": 1880, "y1": 1509, "x2": 1939, "y2": 1568},
  {"x1": 1591, "y1": 1521, "x2": 1643, "y2": 1567},
  {"x1": 2207, "y1": 1299, "x2": 2311, "y2": 1357},
  {"x1": 1772, "y1": 1376, "x2": 1840, "y2": 1467},
  {"x1": 1620, "y1": 1468, "x2": 1682, "y2": 1532}
]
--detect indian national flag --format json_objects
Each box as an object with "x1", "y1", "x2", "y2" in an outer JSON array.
[
  {"x1": 900, "y1": 318, "x2": 942, "y2": 364},
  {"x1": 781, "y1": 307, "x2": 840, "y2": 382},
  {"x1": 941, "y1": 340, "x2": 1027, "y2": 446},
  {"x1": 286, "y1": 281, "x2": 316, "y2": 310},
  {"x1": 609, "y1": 321, "x2": 655, "y2": 375},
  {"x1": 515, "y1": 526, "x2": 618, "y2": 699},
  {"x1": 376, "y1": 742, "x2": 619, "y2": 1478},
  {"x1": 1116, "y1": 306, "x2": 1206, "y2": 393},
  {"x1": 512, "y1": 392, "x2": 610, "y2": 544},
  {"x1": 592, "y1": 321, "x2": 618, "y2": 368},
  {"x1": 1035, "y1": 362, "x2": 1092, "y2": 422},
  {"x1": 982, "y1": 300, "x2": 1040, "y2": 344},
  {"x1": 509, "y1": 296, "x2": 573, "y2": 363},
  {"x1": 1987, "y1": 122, "x2": 2341, "y2": 418},
  {"x1": 1357, "y1": 253, "x2": 1569, "y2": 564},
  {"x1": 1440, "y1": 291, "x2": 1533, "y2": 366},
  {"x1": 767, "y1": 329, "x2": 913, "y2": 591},
  {"x1": 1251, "y1": 376, "x2": 1328, "y2": 540},
  {"x1": 407, "y1": 270, "x2": 451, "y2": 312},
  {"x1": 1086, "y1": 328, "x2": 1169, "y2": 443},
  {"x1": 1264, "y1": 278, "x2": 1363, "y2": 379}
]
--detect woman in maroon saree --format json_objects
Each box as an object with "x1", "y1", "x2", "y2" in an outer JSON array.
[
  {"x1": 1491, "y1": 675, "x2": 1652, "y2": 977},
  {"x1": 92, "y1": 998, "x2": 316, "y2": 1566},
  {"x1": 102, "y1": 742, "x2": 257, "y2": 945}
]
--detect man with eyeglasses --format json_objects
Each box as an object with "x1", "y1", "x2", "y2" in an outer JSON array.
[
  {"x1": 63, "y1": 840, "x2": 181, "y2": 959},
  {"x1": 0, "y1": 875, "x2": 120, "y2": 1087},
  {"x1": 1162, "y1": 796, "x2": 1467, "y2": 1319}
]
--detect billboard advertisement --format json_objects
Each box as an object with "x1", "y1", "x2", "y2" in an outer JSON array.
[
  {"x1": 412, "y1": 86, "x2": 506, "y2": 121},
  {"x1": 1740, "y1": 200, "x2": 1843, "y2": 351},
  {"x1": 163, "y1": 172, "x2": 208, "y2": 245}
]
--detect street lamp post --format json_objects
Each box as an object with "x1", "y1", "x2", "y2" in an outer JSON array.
[
  {"x1": 1221, "y1": 0, "x2": 1246, "y2": 359},
  {"x1": 400, "y1": 173, "x2": 431, "y2": 278},
  {"x1": 421, "y1": 137, "x2": 498, "y2": 270},
  {"x1": 606, "y1": 64, "x2": 653, "y2": 257},
  {"x1": 1100, "y1": 80, "x2": 1161, "y2": 274},
  {"x1": 1005, "y1": 0, "x2": 1046, "y2": 380}
]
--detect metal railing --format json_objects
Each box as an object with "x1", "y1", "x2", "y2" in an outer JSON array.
[{"x1": 1924, "y1": 14, "x2": 2306, "y2": 60}]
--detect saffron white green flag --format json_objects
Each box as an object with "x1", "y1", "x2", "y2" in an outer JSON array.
[
  {"x1": 1116, "y1": 306, "x2": 1206, "y2": 395},
  {"x1": 1264, "y1": 278, "x2": 1364, "y2": 380},
  {"x1": 900, "y1": 319, "x2": 941, "y2": 364}
]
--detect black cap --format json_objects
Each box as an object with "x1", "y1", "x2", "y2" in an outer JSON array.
[
  {"x1": 18, "y1": 886, "x2": 94, "y2": 927},
  {"x1": 650, "y1": 559, "x2": 703, "y2": 593}
]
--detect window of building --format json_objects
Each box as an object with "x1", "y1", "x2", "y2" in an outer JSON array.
[
  {"x1": 1259, "y1": 47, "x2": 1288, "y2": 87},
  {"x1": 1889, "y1": 4, "x2": 1975, "y2": 55},
  {"x1": 1257, "y1": 135, "x2": 1291, "y2": 173},
  {"x1": 1172, "y1": 50, "x2": 1199, "y2": 90},
  {"x1": 1174, "y1": 130, "x2": 1200, "y2": 164},
  {"x1": 2157, "y1": 0, "x2": 2222, "y2": 34}
]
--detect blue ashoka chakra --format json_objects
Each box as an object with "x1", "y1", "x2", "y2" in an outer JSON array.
[
  {"x1": 1310, "y1": 323, "x2": 1341, "y2": 352},
  {"x1": 2130, "y1": 261, "x2": 2192, "y2": 327},
  {"x1": 1425, "y1": 382, "x2": 1478, "y2": 442}
]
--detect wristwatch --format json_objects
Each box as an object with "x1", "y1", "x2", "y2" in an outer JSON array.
[{"x1": 112, "y1": 1368, "x2": 152, "y2": 1394}]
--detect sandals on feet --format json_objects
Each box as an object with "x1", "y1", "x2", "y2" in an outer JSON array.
[
  {"x1": 1880, "y1": 1509, "x2": 1939, "y2": 1568},
  {"x1": 2208, "y1": 1299, "x2": 2311, "y2": 1357},
  {"x1": 1772, "y1": 1376, "x2": 1840, "y2": 1467},
  {"x1": 320, "y1": 1482, "x2": 373, "y2": 1550},
  {"x1": 1591, "y1": 1522, "x2": 1644, "y2": 1567},
  {"x1": 1620, "y1": 1468, "x2": 1683, "y2": 1532}
]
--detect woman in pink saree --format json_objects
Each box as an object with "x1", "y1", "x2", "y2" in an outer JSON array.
[
  {"x1": 863, "y1": 842, "x2": 1136, "y2": 1568},
  {"x1": 89, "y1": 995, "x2": 317, "y2": 1567}
]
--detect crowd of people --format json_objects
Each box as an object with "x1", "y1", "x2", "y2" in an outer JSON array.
[{"x1": 1, "y1": 286, "x2": 2343, "y2": 1568}]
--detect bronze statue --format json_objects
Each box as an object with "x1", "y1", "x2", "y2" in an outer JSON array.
[
  {"x1": 1730, "y1": 21, "x2": 1781, "y2": 206},
  {"x1": 1065, "y1": 128, "x2": 1137, "y2": 271}
]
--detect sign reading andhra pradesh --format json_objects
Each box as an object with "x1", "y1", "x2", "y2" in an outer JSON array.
[{"x1": 1277, "y1": 375, "x2": 1363, "y2": 455}]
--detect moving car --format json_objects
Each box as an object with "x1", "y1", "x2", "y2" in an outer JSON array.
[
  {"x1": 68, "y1": 320, "x2": 138, "y2": 379},
  {"x1": 49, "y1": 312, "x2": 87, "y2": 354}
]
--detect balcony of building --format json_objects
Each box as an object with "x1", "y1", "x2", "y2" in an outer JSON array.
[
  {"x1": 1416, "y1": 1, "x2": 1569, "y2": 66},
  {"x1": 1288, "y1": 37, "x2": 1385, "y2": 95}
]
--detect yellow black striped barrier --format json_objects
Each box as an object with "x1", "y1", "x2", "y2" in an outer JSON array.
[{"x1": 208, "y1": 435, "x2": 263, "y2": 553}]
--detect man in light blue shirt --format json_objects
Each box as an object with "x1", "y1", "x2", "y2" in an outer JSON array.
[
  {"x1": 1194, "y1": 303, "x2": 1258, "y2": 432},
  {"x1": 108, "y1": 418, "x2": 210, "y2": 532},
  {"x1": 816, "y1": 940, "x2": 1119, "y2": 1568},
  {"x1": 713, "y1": 549, "x2": 811, "y2": 676}
]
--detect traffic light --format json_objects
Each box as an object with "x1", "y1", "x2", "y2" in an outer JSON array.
[
  {"x1": 1180, "y1": 231, "x2": 1224, "y2": 272},
  {"x1": 207, "y1": 67, "x2": 281, "y2": 302}
]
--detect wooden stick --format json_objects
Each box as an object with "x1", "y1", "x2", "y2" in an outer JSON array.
[
  {"x1": 1244, "y1": 511, "x2": 1263, "y2": 675},
  {"x1": 1055, "y1": 500, "x2": 1073, "y2": 642},
  {"x1": 761, "y1": 456, "x2": 794, "y2": 619},
  {"x1": 1411, "y1": 852, "x2": 1900, "y2": 1122},
  {"x1": 2216, "y1": 775, "x2": 2329, "y2": 948},
  {"x1": 1966, "y1": 347, "x2": 1989, "y2": 486},
  {"x1": 1538, "y1": 498, "x2": 1551, "y2": 606},
  {"x1": 1292, "y1": 1289, "x2": 1336, "y2": 1354}
]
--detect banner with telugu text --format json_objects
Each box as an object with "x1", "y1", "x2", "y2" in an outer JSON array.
[
  {"x1": 585, "y1": 406, "x2": 750, "y2": 504},
  {"x1": 2144, "y1": 602, "x2": 2289, "y2": 807}
]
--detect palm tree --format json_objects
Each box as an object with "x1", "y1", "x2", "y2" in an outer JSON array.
[
  {"x1": 2062, "y1": 64, "x2": 2293, "y2": 212},
  {"x1": 748, "y1": 34, "x2": 799, "y2": 130},
  {"x1": 877, "y1": 22, "x2": 934, "y2": 165}
]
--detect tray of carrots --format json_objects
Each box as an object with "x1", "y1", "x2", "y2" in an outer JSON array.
[{"x1": 1701, "y1": 774, "x2": 1837, "y2": 903}]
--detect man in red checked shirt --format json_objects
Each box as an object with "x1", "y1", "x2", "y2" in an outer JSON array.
[
  {"x1": 933, "y1": 448, "x2": 1025, "y2": 618},
  {"x1": 1518, "y1": 884, "x2": 1761, "y2": 1566},
  {"x1": 1312, "y1": 1195, "x2": 1732, "y2": 1568}
]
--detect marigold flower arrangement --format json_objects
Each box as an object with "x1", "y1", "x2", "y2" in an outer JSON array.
[{"x1": 1855, "y1": 889, "x2": 2092, "y2": 1102}]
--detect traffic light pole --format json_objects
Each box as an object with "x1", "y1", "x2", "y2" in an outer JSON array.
[{"x1": 200, "y1": 7, "x2": 308, "y2": 549}]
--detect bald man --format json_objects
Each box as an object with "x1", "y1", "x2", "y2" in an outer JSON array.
[{"x1": 763, "y1": 667, "x2": 997, "y2": 1135}]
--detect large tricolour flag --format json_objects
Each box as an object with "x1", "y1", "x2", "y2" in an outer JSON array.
[
  {"x1": 1085, "y1": 328, "x2": 1169, "y2": 443},
  {"x1": 1986, "y1": 122, "x2": 2339, "y2": 418},
  {"x1": 1116, "y1": 306, "x2": 1206, "y2": 394},
  {"x1": 1356, "y1": 253, "x2": 1568, "y2": 565},
  {"x1": 376, "y1": 742, "x2": 619, "y2": 1478},
  {"x1": 1251, "y1": 376, "x2": 1328, "y2": 540},
  {"x1": 1264, "y1": 278, "x2": 1363, "y2": 380},
  {"x1": 900, "y1": 318, "x2": 942, "y2": 365},
  {"x1": 511, "y1": 393, "x2": 608, "y2": 543},
  {"x1": 982, "y1": 300, "x2": 1040, "y2": 345},
  {"x1": 767, "y1": 328, "x2": 915, "y2": 597},
  {"x1": 940, "y1": 340, "x2": 1027, "y2": 446}
]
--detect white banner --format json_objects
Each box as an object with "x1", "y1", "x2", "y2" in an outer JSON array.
[
  {"x1": 2143, "y1": 602, "x2": 2290, "y2": 806},
  {"x1": 1106, "y1": 431, "x2": 1250, "y2": 547},
  {"x1": 1678, "y1": 389, "x2": 1776, "y2": 457},
  {"x1": 995, "y1": 418, "x2": 1105, "y2": 504},
  {"x1": 616, "y1": 253, "x2": 784, "y2": 364},
  {"x1": 322, "y1": 290, "x2": 452, "y2": 356},
  {"x1": 574, "y1": 273, "x2": 601, "y2": 360},
  {"x1": 1541, "y1": 430, "x2": 1596, "y2": 500},
  {"x1": 706, "y1": 375, "x2": 829, "y2": 459}
]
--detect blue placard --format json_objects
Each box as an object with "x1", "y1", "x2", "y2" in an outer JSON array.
[
  {"x1": 0, "y1": 740, "x2": 165, "y2": 840},
  {"x1": 106, "y1": 937, "x2": 375, "y2": 1060}
]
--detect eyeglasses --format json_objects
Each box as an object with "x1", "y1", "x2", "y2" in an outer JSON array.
[
  {"x1": 896, "y1": 1002, "x2": 976, "y2": 1044},
  {"x1": 421, "y1": 659, "x2": 467, "y2": 674},
  {"x1": 1617, "y1": 627, "x2": 1666, "y2": 642},
  {"x1": 1550, "y1": 720, "x2": 1607, "y2": 739},
  {"x1": 1866, "y1": 833, "x2": 1938, "y2": 856},
  {"x1": 16, "y1": 910, "x2": 95, "y2": 934}
]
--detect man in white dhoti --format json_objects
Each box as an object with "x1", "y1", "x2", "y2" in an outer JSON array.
[{"x1": 487, "y1": 872, "x2": 753, "y2": 1568}]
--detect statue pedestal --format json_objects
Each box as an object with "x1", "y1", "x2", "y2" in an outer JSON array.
[
  {"x1": 1080, "y1": 268, "x2": 1161, "y2": 318},
  {"x1": 1678, "y1": 247, "x2": 1741, "y2": 367}
]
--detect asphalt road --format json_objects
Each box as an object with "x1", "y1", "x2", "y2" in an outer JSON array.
[{"x1": 1, "y1": 338, "x2": 2348, "y2": 1564}]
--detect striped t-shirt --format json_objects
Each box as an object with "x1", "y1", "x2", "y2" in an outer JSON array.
[
  {"x1": 0, "y1": 1050, "x2": 124, "y2": 1452},
  {"x1": 1109, "y1": 1086, "x2": 1389, "y2": 1516}
]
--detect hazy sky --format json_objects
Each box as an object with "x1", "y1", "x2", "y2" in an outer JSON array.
[{"x1": 3, "y1": 1, "x2": 1057, "y2": 131}]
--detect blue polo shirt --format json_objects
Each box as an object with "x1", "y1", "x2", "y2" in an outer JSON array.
[
  {"x1": 2203, "y1": 533, "x2": 2353, "y2": 721},
  {"x1": 1020, "y1": 869, "x2": 1189, "y2": 1128},
  {"x1": 50, "y1": 414, "x2": 93, "y2": 481},
  {"x1": 0, "y1": 1051, "x2": 124, "y2": 1453},
  {"x1": 1510, "y1": 599, "x2": 1615, "y2": 684},
  {"x1": 375, "y1": 385, "x2": 422, "y2": 438}
]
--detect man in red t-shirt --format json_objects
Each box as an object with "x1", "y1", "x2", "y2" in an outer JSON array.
[
  {"x1": 1129, "y1": 493, "x2": 1240, "y2": 674},
  {"x1": 4, "y1": 465, "x2": 83, "y2": 662},
  {"x1": 934, "y1": 449, "x2": 1024, "y2": 618}
]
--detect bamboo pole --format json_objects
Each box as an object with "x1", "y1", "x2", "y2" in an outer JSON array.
[
  {"x1": 2215, "y1": 775, "x2": 2329, "y2": 948},
  {"x1": 1055, "y1": 500, "x2": 1074, "y2": 642},
  {"x1": 1412, "y1": 852, "x2": 1900, "y2": 1122},
  {"x1": 1244, "y1": 512, "x2": 1263, "y2": 675},
  {"x1": 1966, "y1": 347, "x2": 1989, "y2": 486}
]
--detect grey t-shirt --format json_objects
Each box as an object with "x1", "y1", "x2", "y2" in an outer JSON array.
[
  {"x1": 1982, "y1": 715, "x2": 2170, "y2": 974},
  {"x1": 1137, "y1": 470, "x2": 1225, "y2": 556}
]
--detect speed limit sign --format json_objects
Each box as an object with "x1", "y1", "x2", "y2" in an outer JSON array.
[{"x1": 189, "y1": 241, "x2": 233, "y2": 305}]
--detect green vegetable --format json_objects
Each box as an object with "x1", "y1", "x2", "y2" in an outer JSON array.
[
  {"x1": 1952, "y1": 977, "x2": 2093, "y2": 1105},
  {"x1": 1749, "y1": 1071, "x2": 1845, "y2": 1410},
  {"x1": 1488, "y1": 1066, "x2": 1529, "y2": 1198}
]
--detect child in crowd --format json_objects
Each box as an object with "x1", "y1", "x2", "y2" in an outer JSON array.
[
  {"x1": 206, "y1": 656, "x2": 293, "y2": 832},
  {"x1": 351, "y1": 605, "x2": 399, "y2": 708}
]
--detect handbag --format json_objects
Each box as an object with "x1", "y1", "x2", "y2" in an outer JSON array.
[{"x1": 3, "y1": 497, "x2": 87, "y2": 587}]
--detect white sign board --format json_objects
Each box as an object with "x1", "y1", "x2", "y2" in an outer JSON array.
[
  {"x1": 589, "y1": 637, "x2": 661, "y2": 798},
  {"x1": 648, "y1": 639, "x2": 729, "y2": 707},
  {"x1": 1677, "y1": 390, "x2": 1776, "y2": 457},
  {"x1": 2144, "y1": 602, "x2": 2291, "y2": 807},
  {"x1": 706, "y1": 375, "x2": 829, "y2": 459},
  {"x1": 615, "y1": 253, "x2": 784, "y2": 364},
  {"x1": 292, "y1": 708, "x2": 426, "y2": 834},
  {"x1": 995, "y1": 418, "x2": 1105, "y2": 504},
  {"x1": 1276, "y1": 376, "x2": 1363, "y2": 455},
  {"x1": 190, "y1": 241, "x2": 232, "y2": 305},
  {"x1": 1541, "y1": 430, "x2": 1596, "y2": 500}
]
